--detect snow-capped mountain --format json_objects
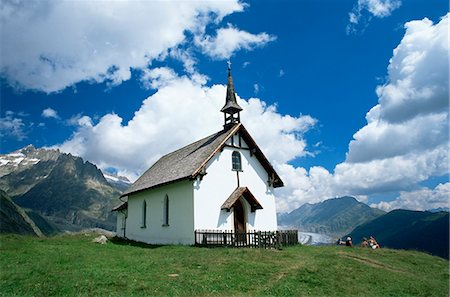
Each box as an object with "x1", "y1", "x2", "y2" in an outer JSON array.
[
  {"x1": 0, "y1": 145, "x2": 122, "y2": 232},
  {"x1": 103, "y1": 172, "x2": 132, "y2": 192},
  {"x1": 0, "y1": 145, "x2": 60, "y2": 177}
]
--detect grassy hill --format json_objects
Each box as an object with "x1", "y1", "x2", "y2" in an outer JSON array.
[{"x1": 0, "y1": 234, "x2": 448, "y2": 296}]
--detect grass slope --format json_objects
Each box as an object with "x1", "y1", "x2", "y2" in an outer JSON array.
[{"x1": 0, "y1": 234, "x2": 448, "y2": 297}]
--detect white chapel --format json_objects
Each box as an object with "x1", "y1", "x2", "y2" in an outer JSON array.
[{"x1": 113, "y1": 65, "x2": 285, "y2": 245}]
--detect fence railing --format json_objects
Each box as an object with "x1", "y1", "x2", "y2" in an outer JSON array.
[{"x1": 194, "y1": 229, "x2": 298, "y2": 249}]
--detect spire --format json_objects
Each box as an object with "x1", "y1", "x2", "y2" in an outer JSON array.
[{"x1": 221, "y1": 61, "x2": 242, "y2": 127}]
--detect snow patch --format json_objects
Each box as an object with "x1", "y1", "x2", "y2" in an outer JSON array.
[
  {"x1": 0, "y1": 159, "x2": 10, "y2": 166},
  {"x1": 8, "y1": 153, "x2": 25, "y2": 158},
  {"x1": 12, "y1": 157, "x2": 25, "y2": 165}
]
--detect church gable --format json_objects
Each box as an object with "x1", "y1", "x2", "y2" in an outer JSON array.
[{"x1": 122, "y1": 123, "x2": 283, "y2": 198}]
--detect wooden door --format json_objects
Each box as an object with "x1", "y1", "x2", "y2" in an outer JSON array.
[{"x1": 234, "y1": 199, "x2": 246, "y2": 244}]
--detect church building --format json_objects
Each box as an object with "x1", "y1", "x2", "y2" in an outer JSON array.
[{"x1": 113, "y1": 65, "x2": 284, "y2": 245}]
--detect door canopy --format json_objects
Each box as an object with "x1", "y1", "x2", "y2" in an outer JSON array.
[{"x1": 221, "y1": 187, "x2": 263, "y2": 212}]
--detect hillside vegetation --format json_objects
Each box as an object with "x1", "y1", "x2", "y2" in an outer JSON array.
[
  {"x1": 0, "y1": 234, "x2": 448, "y2": 297},
  {"x1": 0, "y1": 190, "x2": 43, "y2": 236},
  {"x1": 349, "y1": 209, "x2": 449, "y2": 259}
]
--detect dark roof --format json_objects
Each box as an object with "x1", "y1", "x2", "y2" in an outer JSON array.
[
  {"x1": 121, "y1": 123, "x2": 283, "y2": 197},
  {"x1": 112, "y1": 201, "x2": 127, "y2": 211},
  {"x1": 221, "y1": 187, "x2": 263, "y2": 212}
]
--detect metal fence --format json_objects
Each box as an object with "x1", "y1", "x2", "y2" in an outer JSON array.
[{"x1": 194, "y1": 229, "x2": 298, "y2": 249}]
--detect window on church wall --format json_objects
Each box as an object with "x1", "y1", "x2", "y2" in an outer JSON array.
[
  {"x1": 141, "y1": 200, "x2": 147, "y2": 228},
  {"x1": 163, "y1": 195, "x2": 169, "y2": 226},
  {"x1": 232, "y1": 151, "x2": 242, "y2": 171}
]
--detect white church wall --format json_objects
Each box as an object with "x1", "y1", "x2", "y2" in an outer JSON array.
[
  {"x1": 125, "y1": 180, "x2": 194, "y2": 245},
  {"x1": 194, "y1": 136, "x2": 278, "y2": 231}
]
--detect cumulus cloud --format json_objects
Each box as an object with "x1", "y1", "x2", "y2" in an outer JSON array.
[
  {"x1": 0, "y1": 0, "x2": 245, "y2": 93},
  {"x1": 58, "y1": 69, "x2": 316, "y2": 181},
  {"x1": 371, "y1": 183, "x2": 450, "y2": 211},
  {"x1": 0, "y1": 112, "x2": 27, "y2": 141},
  {"x1": 277, "y1": 14, "x2": 449, "y2": 212},
  {"x1": 347, "y1": 0, "x2": 401, "y2": 33},
  {"x1": 195, "y1": 24, "x2": 276, "y2": 59},
  {"x1": 345, "y1": 14, "x2": 449, "y2": 167},
  {"x1": 41, "y1": 108, "x2": 59, "y2": 119}
]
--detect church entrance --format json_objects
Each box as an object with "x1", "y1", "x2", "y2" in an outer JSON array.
[{"x1": 234, "y1": 199, "x2": 246, "y2": 243}]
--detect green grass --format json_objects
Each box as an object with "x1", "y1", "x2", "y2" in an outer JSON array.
[{"x1": 0, "y1": 234, "x2": 448, "y2": 297}]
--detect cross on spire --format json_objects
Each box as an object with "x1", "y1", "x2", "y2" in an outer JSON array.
[{"x1": 221, "y1": 61, "x2": 243, "y2": 128}]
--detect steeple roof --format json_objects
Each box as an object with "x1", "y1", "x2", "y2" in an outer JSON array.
[{"x1": 221, "y1": 62, "x2": 243, "y2": 115}]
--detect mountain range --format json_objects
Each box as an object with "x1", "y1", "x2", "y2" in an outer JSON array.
[
  {"x1": 0, "y1": 145, "x2": 129, "y2": 232},
  {"x1": 277, "y1": 196, "x2": 385, "y2": 237}
]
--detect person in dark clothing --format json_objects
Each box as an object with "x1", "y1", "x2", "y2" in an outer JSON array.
[{"x1": 345, "y1": 236, "x2": 353, "y2": 247}]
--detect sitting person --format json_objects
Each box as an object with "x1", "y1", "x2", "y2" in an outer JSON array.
[
  {"x1": 336, "y1": 238, "x2": 346, "y2": 245},
  {"x1": 345, "y1": 236, "x2": 353, "y2": 247},
  {"x1": 369, "y1": 236, "x2": 380, "y2": 249},
  {"x1": 361, "y1": 237, "x2": 369, "y2": 247}
]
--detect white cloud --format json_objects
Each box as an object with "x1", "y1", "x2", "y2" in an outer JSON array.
[
  {"x1": 371, "y1": 183, "x2": 450, "y2": 211},
  {"x1": 345, "y1": 14, "x2": 449, "y2": 166},
  {"x1": 374, "y1": 16, "x2": 448, "y2": 123},
  {"x1": 347, "y1": 0, "x2": 401, "y2": 33},
  {"x1": 41, "y1": 108, "x2": 59, "y2": 119},
  {"x1": 0, "y1": 113, "x2": 27, "y2": 141},
  {"x1": 253, "y1": 83, "x2": 260, "y2": 94},
  {"x1": 195, "y1": 24, "x2": 276, "y2": 60},
  {"x1": 340, "y1": 15, "x2": 449, "y2": 194},
  {"x1": 57, "y1": 69, "x2": 316, "y2": 181},
  {"x1": 0, "y1": 0, "x2": 245, "y2": 93},
  {"x1": 276, "y1": 14, "x2": 449, "y2": 212}
]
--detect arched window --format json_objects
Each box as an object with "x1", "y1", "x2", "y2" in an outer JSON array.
[
  {"x1": 163, "y1": 195, "x2": 169, "y2": 226},
  {"x1": 232, "y1": 151, "x2": 242, "y2": 171},
  {"x1": 141, "y1": 200, "x2": 147, "y2": 228}
]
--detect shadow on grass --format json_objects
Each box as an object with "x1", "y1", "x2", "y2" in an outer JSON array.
[{"x1": 110, "y1": 236, "x2": 165, "y2": 249}]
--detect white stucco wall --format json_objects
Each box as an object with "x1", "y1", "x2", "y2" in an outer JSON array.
[
  {"x1": 125, "y1": 180, "x2": 194, "y2": 245},
  {"x1": 193, "y1": 135, "x2": 278, "y2": 231}
]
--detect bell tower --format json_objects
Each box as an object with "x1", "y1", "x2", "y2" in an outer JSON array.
[{"x1": 221, "y1": 61, "x2": 243, "y2": 128}]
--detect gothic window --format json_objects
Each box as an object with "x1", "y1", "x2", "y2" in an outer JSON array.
[
  {"x1": 163, "y1": 195, "x2": 169, "y2": 226},
  {"x1": 232, "y1": 151, "x2": 242, "y2": 171},
  {"x1": 141, "y1": 200, "x2": 147, "y2": 228}
]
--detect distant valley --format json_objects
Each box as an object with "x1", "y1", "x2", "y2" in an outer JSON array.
[
  {"x1": 278, "y1": 196, "x2": 385, "y2": 238},
  {"x1": 278, "y1": 196, "x2": 449, "y2": 259}
]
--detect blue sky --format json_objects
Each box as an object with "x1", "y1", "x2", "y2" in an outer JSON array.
[{"x1": 1, "y1": 0, "x2": 448, "y2": 212}]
